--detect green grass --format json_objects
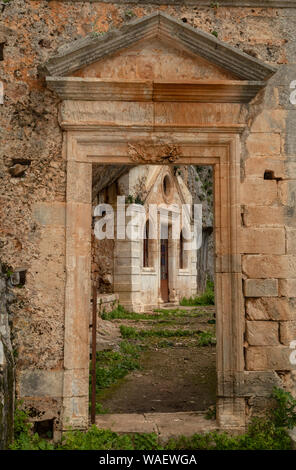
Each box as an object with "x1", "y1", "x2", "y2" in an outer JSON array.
[
  {"x1": 10, "y1": 387, "x2": 296, "y2": 450},
  {"x1": 102, "y1": 304, "x2": 160, "y2": 321},
  {"x1": 102, "y1": 304, "x2": 201, "y2": 321},
  {"x1": 119, "y1": 325, "x2": 215, "y2": 346},
  {"x1": 92, "y1": 341, "x2": 141, "y2": 394},
  {"x1": 120, "y1": 325, "x2": 195, "y2": 339},
  {"x1": 180, "y1": 281, "x2": 215, "y2": 306},
  {"x1": 89, "y1": 341, "x2": 141, "y2": 413},
  {"x1": 196, "y1": 331, "x2": 216, "y2": 346}
]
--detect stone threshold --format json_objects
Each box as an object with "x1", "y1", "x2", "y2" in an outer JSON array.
[{"x1": 95, "y1": 411, "x2": 218, "y2": 440}]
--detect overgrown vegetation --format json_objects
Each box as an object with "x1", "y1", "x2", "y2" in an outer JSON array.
[
  {"x1": 180, "y1": 280, "x2": 215, "y2": 306},
  {"x1": 102, "y1": 304, "x2": 162, "y2": 321},
  {"x1": 119, "y1": 325, "x2": 215, "y2": 346},
  {"x1": 270, "y1": 387, "x2": 296, "y2": 429},
  {"x1": 102, "y1": 304, "x2": 205, "y2": 321},
  {"x1": 10, "y1": 387, "x2": 296, "y2": 450},
  {"x1": 9, "y1": 401, "x2": 54, "y2": 450},
  {"x1": 91, "y1": 341, "x2": 141, "y2": 412}
]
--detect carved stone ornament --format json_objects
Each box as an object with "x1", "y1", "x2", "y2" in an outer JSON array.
[{"x1": 128, "y1": 142, "x2": 182, "y2": 164}]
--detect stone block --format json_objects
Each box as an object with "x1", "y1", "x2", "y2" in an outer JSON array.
[
  {"x1": 284, "y1": 206, "x2": 296, "y2": 228},
  {"x1": 246, "y1": 320, "x2": 279, "y2": 346},
  {"x1": 244, "y1": 279, "x2": 278, "y2": 297},
  {"x1": 246, "y1": 133, "x2": 281, "y2": 156},
  {"x1": 63, "y1": 369, "x2": 89, "y2": 398},
  {"x1": 286, "y1": 228, "x2": 296, "y2": 254},
  {"x1": 241, "y1": 180, "x2": 278, "y2": 206},
  {"x1": 67, "y1": 161, "x2": 92, "y2": 204},
  {"x1": 243, "y1": 255, "x2": 296, "y2": 279},
  {"x1": 217, "y1": 398, "x2": 246, "y2": 429},
  {"x1": 285, "y1": 161, "x2": 296, "y2": 179},
  {"x1": 33, "y1": 202, "x2": 66, "y2": 226},
  {"x1": 244, "y1": 157, "x2": 285, "y2": 179},
  {"x1": 62, "y1": 396, "x2": 89, "y2": 430},
  {"x1": 246, "y1": 346, "x2": 296, "y2": 371},
  {"x1": 285, "y1": 110, "x2": 296, "y2": 154},
  {"x1": 240, "y1": 228, "x2": 285, "y2": 254},
  {"x1": 238, "y1": 371, "x2": 282, "y2": 397},
  {"x1": 243, "y1": 205, "x2": 284, "y2": 227},
  {"x1": 279, "y1": 279, "x2": 296, "y2": 297},
  {"x1": 280, "y1": 321, "x2": 296, "y2": 346},
  {"x1": 19, "y1": 370, "x2": 63, "y2": 397},
  {"x1": 247, "y1": 397, "x2": 276, "y2": 417},
  {"x1": 279, "y1": 180, "x2": 296, "y2": 206},
  {"x1": 246, "y1": 297, "x2": 296, "y2": 321},
  {"x1": 250, "y1": 110, "x2": 286, "y2": 133}
]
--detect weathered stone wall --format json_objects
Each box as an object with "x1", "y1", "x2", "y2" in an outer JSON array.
[
  {"x1": 0, "y1": 263, "x2": 14, "y2": 449},
  {"x1": 1, "y1": 0, "x2": 296, "y2": 428}
]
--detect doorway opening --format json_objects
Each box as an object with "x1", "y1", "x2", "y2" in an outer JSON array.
[
  {"x1": 160, "y1": 235, "x2": 169, "y2": 303},
  {"x1": 90, "y1": 163, "x2": 216, "y2": 421}
]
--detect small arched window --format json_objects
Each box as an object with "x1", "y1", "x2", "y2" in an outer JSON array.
[{"x1": 143, "y1": 220, "x2": 150, "y2": 268}]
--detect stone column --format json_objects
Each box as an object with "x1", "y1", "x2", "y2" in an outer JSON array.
[{"x1": 62, "y1": 160, "x2": 92, "y2": 430}]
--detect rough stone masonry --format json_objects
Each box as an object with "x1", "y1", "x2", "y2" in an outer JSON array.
[{"x1": 1, "y1": 0, "x2": 296, "y2": 442}]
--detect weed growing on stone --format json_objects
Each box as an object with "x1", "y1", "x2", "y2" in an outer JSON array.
[{"x1": 180, "y1": 281, "x2": 215, "y2": 306}]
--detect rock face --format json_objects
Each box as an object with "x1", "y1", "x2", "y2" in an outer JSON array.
[
  {"x1": 0, "y1": 264, "x2": 14, "y2": 450},
  {"x1": 179, "y1": 165, "x2": 214, "y2": 293}
]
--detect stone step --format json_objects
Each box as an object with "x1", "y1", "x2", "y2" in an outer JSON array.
[{"x1": 94, "y1": 411, "x2": 217, "y2": 440}]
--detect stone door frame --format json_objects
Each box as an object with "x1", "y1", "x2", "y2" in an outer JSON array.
[{"x1": 62, "y1": 126, "x2": 244, "y2": 430}]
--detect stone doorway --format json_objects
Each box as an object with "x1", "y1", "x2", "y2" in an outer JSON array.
[
  {"x1": 160, "y1": 237, "x2": 169, "y2": 302},
  {"x1": 43, "y1": 12, "x2": 276, "y2": 432},
  {"x1": 60, "y1": 132, "x2": 244, "y2": 431},
  {"x1": 91, "y1": 162, "x2": 216, "y2": 422}
]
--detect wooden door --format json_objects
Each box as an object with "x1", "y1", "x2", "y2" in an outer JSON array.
[{"x1": 160, "y1": 238, "x2": 169, "y2": 302}]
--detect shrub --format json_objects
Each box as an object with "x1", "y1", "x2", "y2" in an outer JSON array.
[{"x1": 9, "y1": 401, "x2": 54, "y2": 450}]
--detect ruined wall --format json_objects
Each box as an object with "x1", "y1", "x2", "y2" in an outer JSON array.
[{"x1": 1, "y1": 0, "x2": 296, "y2": 428}]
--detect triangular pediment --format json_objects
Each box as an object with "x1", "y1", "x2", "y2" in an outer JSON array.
[
  {"x1": 71, "y1": 37, "x2": 238, "y2": 82},
  {"x1": 44, "y1": 12, "x2": 276, "y2": 81}
]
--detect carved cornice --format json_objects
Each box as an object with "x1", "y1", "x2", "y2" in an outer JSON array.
[
  {"x1": 47, "y1": 77, "x2": 266, "y2": 103},
  {"x1": 44, "y1": 12, "x2": 276, "y2": 81},
  {"x1": 128, "y1": 142, "x2": 182, "y2": 163}
]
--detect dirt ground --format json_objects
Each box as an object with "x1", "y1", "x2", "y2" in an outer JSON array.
[{"x1": 98, "y1": 306, "x2": 217, "y2": 414}]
